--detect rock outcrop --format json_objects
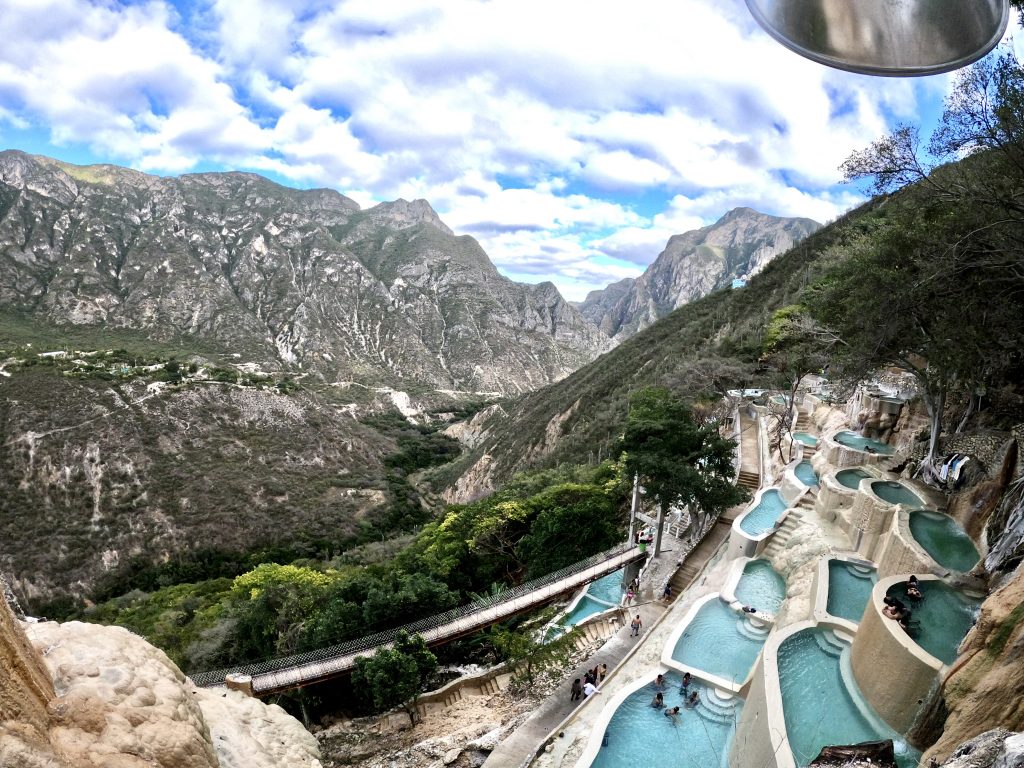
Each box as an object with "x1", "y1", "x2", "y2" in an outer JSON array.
[
  {"x1": 579, "y1": 207, "x2": 820, "y2": 342},
  {"x1": 923, "y1": 565, "x2": 1024, "y2": 764},
  {"x1": 0, "y1": 593, "x2": 322, "y2": 768}
]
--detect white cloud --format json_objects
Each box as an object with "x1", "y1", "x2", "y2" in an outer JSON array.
[{"x1": 1, "y1": 0, "x2": 993, "y2": 302}]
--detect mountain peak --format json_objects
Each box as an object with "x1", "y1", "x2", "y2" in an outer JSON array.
[{"x1": 368, "y1": 198, "x2": 453, "y2": 235}]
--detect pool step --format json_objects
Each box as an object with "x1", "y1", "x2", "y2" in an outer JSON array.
[
  {"x1": 690, "y1": 686, "x2": 743, "y2": 725},
  {"x1": 813, "y1": 628, "x2": 849, "y2": 658},
  {"x1": 735, "y1": 613, "x2": 771, "y2": 641}
]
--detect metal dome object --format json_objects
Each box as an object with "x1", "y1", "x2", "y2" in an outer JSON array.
[{"x1": 745, "y1": 0, "x2": 1010, "y2": 76}]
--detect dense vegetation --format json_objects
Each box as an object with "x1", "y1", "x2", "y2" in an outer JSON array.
[{"x1": 77, "y1": 460, "x2": 629, "y2": 675}]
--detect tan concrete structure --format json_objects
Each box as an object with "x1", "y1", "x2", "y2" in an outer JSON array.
[
  {"x1": 850, "y1": 574, "x2": 945, "y2": 733},
  {"x1": 874, "y1": 511, "x2": 941, "y2": 580},
  {"x1": 0, "y1": 599, "x2": 54, "y2": 745}
]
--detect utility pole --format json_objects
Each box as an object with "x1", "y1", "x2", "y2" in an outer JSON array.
[{"x1": 628, "y1": 473, "x2": 639, "y2": 544}]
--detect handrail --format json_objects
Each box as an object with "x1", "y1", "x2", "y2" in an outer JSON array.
[{"x1": 189, "y1": 542, "x2": 644, "y2": 689}]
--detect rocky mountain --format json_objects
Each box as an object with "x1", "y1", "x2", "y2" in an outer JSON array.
[
  {"x1": 580, "y1": 207, "x2": 820, "y2": 342},
  {"x1": 0, "y1": 150, "x2": 605, "y2": 396}
]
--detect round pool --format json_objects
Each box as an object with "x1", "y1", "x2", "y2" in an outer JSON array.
[
  {"x1": 836, "y1": 468, "x2": 871, "y2": 490},
  {"x1": 826, "y1": 560, "x2": 877, "y2": 623},
  {"x1": 795, "y1": 460, "x2": 819, "y2": 487},
  {"x1": 590, "y1": 673, "x2": 741, "y2": 768},
  {"x1": 670, "y1": 599, "x2": 768, "y2": 683},
  {"x1": 735, "y1": 559, "x2": 786, "y2": 614},
  {"x1": 908, "y1": 511, "x2": 980, "y2": 572},
  {"x1": 738, "y1": 489, "x2": 788, "y2": 536},
  {"x1": 834, "y1": 431, "x2": 894, "y2": 455},
  {"x1": 870, "y1": 480, "x2": 922, "y2": 506},
  {"x1": 886, "y1": 581, "x2": 981, "y2": 665}
]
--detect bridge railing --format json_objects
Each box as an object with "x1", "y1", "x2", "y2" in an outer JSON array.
[{"x1": 189, "y1": 541, "x2": 642, "y2": 688}]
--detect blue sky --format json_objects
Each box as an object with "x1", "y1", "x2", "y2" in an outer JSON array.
[{"x1": 0, "y1": 0, "x2": 1019, "y2": 301}]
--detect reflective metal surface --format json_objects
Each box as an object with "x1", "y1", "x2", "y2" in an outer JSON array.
[{"x1": 745, "y1": 0, "x2": 1010, "y2": 76}]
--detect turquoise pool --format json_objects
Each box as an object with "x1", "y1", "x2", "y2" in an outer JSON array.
[
  {"x1": 835, "y1": 431, "x2": 895, "y2": 455},
  {"x1": 871, "y1": 480, "x2": 922, "y2": 506},
  {"x1": 739, "y1": 489, "x2": 788, "y2": 536},
  {"x1": 671, "y1": 599, "x2": 768, "y2": 684},
  {"x1": 836, "y1": 468, "x2": 871, "y2": 490},
  {"x1": 909, "y1": 511, "x2": 980, "y2": 572},
  {"x1": 792, "y1": 431, "x2": 818, "y2": 446},
  {"x1": 587, "y1": 568, "x2": 626, "y2": 604},
  {"x1": 826, "y1": 560, "x2": 877, "y2": 623},
  {"x1": 591, "y1": 674, "x2": 741, "y2": 768},
  {"x1": 795, "y1": 460, "x2": 819, "y2": 487},
  {"x1": 735, "y1": 560, "x2": 786, "y2": 614},
  {"x1": 888, "y1": 581, "x2": 980, "y2": 664},
  {"x1": 778, "y1": 629, "x2": 919, "y2": 768}
]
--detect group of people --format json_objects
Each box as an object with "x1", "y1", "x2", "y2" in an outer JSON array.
[
  {"x1": 882, "y1": 575, "x2": 923, "y2": 634},
  {"x1": 649, "y1": 672, "x2": 699, "y2": 723},
  {"x1": 570, "y1": 663, "x2": 609, "y2": 702}
]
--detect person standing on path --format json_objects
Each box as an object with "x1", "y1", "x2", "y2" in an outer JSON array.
[
  {"x1": 630, "y1": 614, "x2": 642, "y2": 636},
  {"x1": 597, "y1": 663, "x2": 608, "y2": 683},
  {"x1": 570, "y1": 678, "x2": 582, "y2": 702},
  {"x1": 583, "y1": 680, "x2": 600, "y2": 698}
]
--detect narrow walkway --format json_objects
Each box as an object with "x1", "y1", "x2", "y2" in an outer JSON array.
[
  {"x1": 483, "y1": 599, "x2": 667, "y2": 768},
  {"x1": 737, "y1": 410, "x2": 761, "y2": 491},
  {"x1": 484, "y1": 518, "x2": 735, "y2": 768}
]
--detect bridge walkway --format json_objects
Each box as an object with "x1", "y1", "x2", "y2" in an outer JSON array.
[{"x1": 191, "y1": 543, "x2": 646, "y2": 695}]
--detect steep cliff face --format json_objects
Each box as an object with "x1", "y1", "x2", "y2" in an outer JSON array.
[
  {"x1": 579, "y1": 207, "x2": 820, "y2": 342},
  {"x1": 924, "y1": 565, "x2": 1024, "y2": 764},
  {"x1": 0, "y1": 594, "x2": 322, "y2": 768},
  {"x1": 0, "y1": 150, "x2": 604, "y2": 395}
]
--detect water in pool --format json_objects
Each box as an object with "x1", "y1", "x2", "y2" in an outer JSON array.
[
  {"x1": 591, "y1": 673, "x2": 741, "y2": 768},
  {"x1": 671, "y1": 599, "x2": 768, "y2": 684},
  {"x1": 560, "y1": 595, "x2": 616, "y2": 628},
  {"x1": 835, "y1": 431, "x2": 895, "y2": 455},
  {"x1": 795, "y1": 461, "x2": 819, "y2": 487},
  {"x1": 826, "y1": 560, "x2": 877, "y2": 623},
  {"x1": 735, "y1": 560, "x2": 786, "y2": 614},
  {"x1": 871, "y1": 480, "x2": 921, "y2": 506},
  {"x1": 778, "y1": 629, "x2": 919, "y2": 768},
  {"x1": 887, "y1": 581, "x2": 980, "y2": 664},
  {"x1": 587, "y1": 568, "x2": 626, "y2": 604},
  {"x1": 792, "y1": 431, "x2": 818, "y2": 446},
  {"x1": 909, "y1": 512, "x2": 980, "y2": 572},
  {"x1": 836, "y1": 468, "x2": 871, "y2": 490},
  {"x1": 739, "y1": 489, "x2": 788, "y2": 536}
]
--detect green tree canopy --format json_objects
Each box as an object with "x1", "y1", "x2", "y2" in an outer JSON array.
[
  {"x1": 617, "y1": 387, "x2": 746, "y2": 554},
  {"x1": 351, "y1": 631, "x2": 437, "y2": 726}
]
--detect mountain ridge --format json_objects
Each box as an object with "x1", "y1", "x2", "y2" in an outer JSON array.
[{"x1": 580, "y1": 207, "x2": 821, "y2": 342}]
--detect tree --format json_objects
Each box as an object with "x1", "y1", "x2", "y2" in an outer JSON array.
[
  {"x1": 761, "y1": 305, "x2": 838, "y2": 461},
  {"x1": 516, "y1": 483, "x2": 624, "y2": 577},
  {"x1": 616, "y1": 387, "x2": 746, "y2": 555},
  {"x1": 351, "y1": 631, "x2": 437, "y2": 726},
  {"x1": 490, "y1": 626, "x2": 577, "y2": 687}
]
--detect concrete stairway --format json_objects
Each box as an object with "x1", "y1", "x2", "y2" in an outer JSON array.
[
  {"x1": 737, "y1": 470, "x2": 760, "y2": 492},
  {"x1": 761, "y1": 508, "x2": 806, "y2": 560},
  {"x1": 570, "y1": 617, "x2": 620, "y2": 652}
]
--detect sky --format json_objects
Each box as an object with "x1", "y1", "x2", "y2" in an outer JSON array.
[{"x1": 0, "y1": 1, "x2": 1021, "y2": 302}]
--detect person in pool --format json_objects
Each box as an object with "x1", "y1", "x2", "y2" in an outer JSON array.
[
  {"x1": 883, "y1": 595, "x2": 908, "y2": 620},
  {"x1": 686, "y1": 691, "x2": 699, "y2": 709},
  {"x1": 651, "y1": 692, "x2": 665, "y2": 709},
  {"x1": 906, "y1": 575, "x2": 923, "y2": 602},
  {"x1": 653, "y1": 673, "x2": 666, "y2": 691},
  {"x1": 679, "y1": 672, "x2": 691, "y2": 694},
  {"x1": 664, "y1": 706, "x2": 681, "y2": 723}
]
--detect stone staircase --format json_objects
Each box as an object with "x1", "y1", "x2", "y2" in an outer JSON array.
[
  {"x1": 420, "y1": 671, "x2": 514, "y2": 715},
  {"x1": 570, "y1": 616, "x2": 621, "y2": 652},
  {"x1": 761, "y1": 508, "x2": 806, "y2": 560},
  {"x1": 737, "y1": 470, "x2": 760, "y2": 492}
]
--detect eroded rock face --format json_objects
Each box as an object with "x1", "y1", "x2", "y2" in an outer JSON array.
[
  {"x1": 924, "y1": 567, "x2": 1024, "y2": 765},
  {"x1": 0, "y1": 587, "x2": 55, "y2": 748},
  {"x1": 13, "y1": 619, "x2": 321, "y2": 768}
]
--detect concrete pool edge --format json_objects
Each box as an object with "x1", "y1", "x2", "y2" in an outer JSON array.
[{"x1": 811, "y1": 553, "x2": 876, "y2": 627}]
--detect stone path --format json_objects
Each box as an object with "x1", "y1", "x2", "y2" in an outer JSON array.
[{"x1": 482, "y1": 598, "x2": 667, "y2": 768}]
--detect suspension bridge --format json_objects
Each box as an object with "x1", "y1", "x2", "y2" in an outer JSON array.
[{"x1": 190, "y1": 542, "x2": 647, "y2": 695}]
